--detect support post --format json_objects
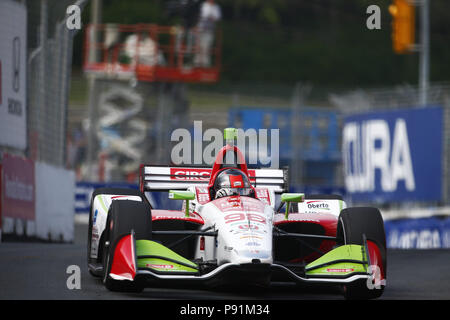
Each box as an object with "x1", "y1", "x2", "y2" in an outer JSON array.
[{"x1": 418, "y1": 0, "x2": 429, "y2": 106}]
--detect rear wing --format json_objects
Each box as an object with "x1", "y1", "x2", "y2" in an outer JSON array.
[{"x1": 139, "y1": 165, "x2": 289, "y2": 193}]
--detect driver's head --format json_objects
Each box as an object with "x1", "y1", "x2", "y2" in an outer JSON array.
[{"x1": 213, "y1": 168, "x2": 253, "y2": 199}]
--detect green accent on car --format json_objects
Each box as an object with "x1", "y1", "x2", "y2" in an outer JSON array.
[
  {"x1": 339, "y1": 200, "x2": 344, "y2": 212},
  {"x1": 306, "y1": 262, "x2": 367, "y2": 276},
  {"x1": 169, "y1": 190, "x2": 195, "y2": 217},
  {"x1": 168, "y1": 190, "x2": 195, "y2": 201},
  {"x1": 305, "y1": 244, "x2": 367, "y2": 276},
  {"x1": 280, "y1": 193, "x2": 304, "y2": 220},
  {"x1": 281, "y1": 193, "x2": 304, "y2": 203},
  {"x1": 224, "y1": 127, "x2": 238, "y2": 141},
  {"x1": 136, "y1": 240, "x2": 198, "y2": 273},
  {"x1": 96, "y1": 195, "x2": 109, "y2": 213}
]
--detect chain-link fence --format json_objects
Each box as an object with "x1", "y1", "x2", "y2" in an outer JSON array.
[
  {"x1": 0, "y1": 0, "x2": 87, "y2": 242},
  {"x1": 27, "y1": 0, "x2": 87, "y2": 167}
]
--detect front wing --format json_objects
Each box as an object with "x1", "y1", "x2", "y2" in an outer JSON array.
[{"x1": 108, "y1": 232, "x2": 378, "y2": 287}]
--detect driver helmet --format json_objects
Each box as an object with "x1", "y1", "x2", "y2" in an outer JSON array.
[{"x1": 213, "y1": 168, "x2": 253, "y2": 199}]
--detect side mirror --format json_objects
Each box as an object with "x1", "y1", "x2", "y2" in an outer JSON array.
[
  {"x1": 169, "y1": 190, "x2": 195, "y2": 217},
  {"x1": 280, "y1": 193, "x2": 304, "y2": 220}
]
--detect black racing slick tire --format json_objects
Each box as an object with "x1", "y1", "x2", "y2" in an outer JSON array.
[
  {"x1": 102, "y1": 200, "x2": 152, "y2": 292},
  {"x1": 336, "y1": 207, "x2": 387, "y2": 300},
  {"x1": 87, "y1": 187, "x2": 146, "y2": 277}
]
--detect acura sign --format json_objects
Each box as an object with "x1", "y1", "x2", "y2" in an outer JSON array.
[{"x1": 342, "y1": 106, "x2": 443, "y2": 202}]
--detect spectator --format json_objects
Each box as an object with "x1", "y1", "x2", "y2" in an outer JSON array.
[
  {"x1": 194, "y1": 0, "x2": 221, "y2": 67},
  {"x1": 175, "y1": 0, "x2": 201, "y2": 60}
]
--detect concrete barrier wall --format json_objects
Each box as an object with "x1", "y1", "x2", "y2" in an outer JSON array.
[
  {"x1": 34, "y1": 162, "x2": 75, "y2": 242},
  {"x1": 1, "y1": 160, "x2": 75, "y2": 242}
]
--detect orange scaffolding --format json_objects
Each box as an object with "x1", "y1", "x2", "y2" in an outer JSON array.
[{"x1": 83, "y1": 23, "x2": 221, "y2": 83}]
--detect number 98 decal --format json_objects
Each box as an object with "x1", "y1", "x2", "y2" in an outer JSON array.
[{"x1": 224, "y1": 213, "x2": 266, "y2": 224}]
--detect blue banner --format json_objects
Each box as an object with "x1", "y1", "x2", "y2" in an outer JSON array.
[
  {"x1": 342, "y1": 106, "x2": 443, "y2": 202},
  {"x1": 385, "y1": 217, "x2": 450, "y2": 249},
  {"x1": 228, "y1": 107, "x2": 341, "y2": 161}
]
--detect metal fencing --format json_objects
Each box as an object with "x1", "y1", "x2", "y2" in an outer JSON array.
[
  {"x1": 0, "y1": 0, "x2": 87, "y2": 242},
  {"x1": 27, "y1": 0, "x2": 87, "y2": 167}
]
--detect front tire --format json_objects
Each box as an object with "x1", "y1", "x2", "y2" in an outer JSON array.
[
  {"x1": 336, "y1": 207, "x2": 387, "y2": 300},
  {"x1": 87, "y1": 187, "x2": 146, "y2": 277},
  {"x1": 102, "y1": 200, "x2": 152, "y2": 292}
]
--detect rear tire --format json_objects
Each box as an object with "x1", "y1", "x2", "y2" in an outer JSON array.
[
  {"x1": 336, "y1": 207, "x2": 386, "y2": 300},
  {"x1": 87, "y1": 187, "x2": 146, "y2": 277},
  {"x1": 102, "y1": 200, "x2": 152, "y2": 292}
]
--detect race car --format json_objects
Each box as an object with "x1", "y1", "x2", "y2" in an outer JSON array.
[{"x1": 87, "y1": 128, "x2": 386, "y2": 299}]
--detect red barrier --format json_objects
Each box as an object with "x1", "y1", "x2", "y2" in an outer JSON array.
[
  {"x1": 1, "y1": 154, "x2": 35, "y2": 221},
  {"x1": 0, "y1": 163, "x2": 2, "y2": 232}
]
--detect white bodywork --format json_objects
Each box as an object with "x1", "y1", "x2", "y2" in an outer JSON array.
[
  {"x1": 192, "y1": 194, "x2": 275, "y2": 265},
  {"x1": 297, "y1": 199, "x2": 346, "y2": 218},
  {"x1": 190, "y1": 196, "x2": 345, "y2": 266},
  {"x1": 89, "y1": 188, "x2": 345, "y2": 270}
]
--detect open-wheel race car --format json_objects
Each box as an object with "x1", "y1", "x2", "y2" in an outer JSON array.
[{"x1": 87, "y1": 128, "x2": 387, "y2": 299}]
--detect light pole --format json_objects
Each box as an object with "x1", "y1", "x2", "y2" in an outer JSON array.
[
  {"x1": 86, "y1": 0, "x2": 102, "y2": 180},
  {"x1": 418, "y1": 0, "x2": 430, "y2": 106}
]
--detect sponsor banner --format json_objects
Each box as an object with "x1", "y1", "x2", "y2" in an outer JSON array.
[
  {"x1": 0, "y1": 1, "x2": 27, "y2": 150},
  {"x1": 385, "y1": 217, "x2": 450, "y2": 249},
  {"x1": 297, "y1": 199, "x2": 343, "y2": 217},
  {"x1": 1, "y1": 153, "x2": 35, "y2": 220},
  {"x1": 168, "y1": 167, "x2": 257, "y2": 183},
  {"x1": 170, "y1": 167, "x2": 211, "y2": 181},
  {"x1": 342, "y1": 106, "x2": 443, "y2": 202}
]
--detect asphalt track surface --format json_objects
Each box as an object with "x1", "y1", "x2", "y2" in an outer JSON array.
[{"x1": 1, "y1": 221, "x2": 450, "y2": 302}]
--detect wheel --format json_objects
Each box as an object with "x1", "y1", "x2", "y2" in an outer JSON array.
[
  {"x1": 102, "y1": 199, "x2": 152, "y2": 292},
  {"x1": 336, "y1": 207, "x2": 387, "y2": 300},
  {"x1": 87, "y1": 187, "x2": 146, "y2": 277}
]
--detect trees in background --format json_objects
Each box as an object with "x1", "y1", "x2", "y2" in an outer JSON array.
[{"x1": 72, "y1": 0, "x2": 450, "y2": 86}]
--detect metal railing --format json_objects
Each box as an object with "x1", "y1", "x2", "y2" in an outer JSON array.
[{"x1": 27, "y1": 0, "x2": 87, "y2": 167}]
